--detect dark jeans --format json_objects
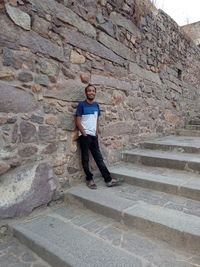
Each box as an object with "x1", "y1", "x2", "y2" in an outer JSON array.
[{"x1": 79, "y1": 135, "x2": 112, "y2": 183}]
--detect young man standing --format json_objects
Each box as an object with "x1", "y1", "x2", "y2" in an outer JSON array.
[{"x1": 76, "y1": 84, "x2": 121, "y2": 189}]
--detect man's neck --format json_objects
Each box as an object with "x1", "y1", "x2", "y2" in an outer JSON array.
[{"x1": 86, "y1": 98, "x2": 94, "y2": 104}]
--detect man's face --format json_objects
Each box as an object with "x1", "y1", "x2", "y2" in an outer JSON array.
[{"x1": 86, "y1": 86, "x2": 96, "y2": 101}]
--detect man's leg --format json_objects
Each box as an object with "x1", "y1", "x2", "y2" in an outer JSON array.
[
  {"x1": 89, "y1": 136, "x2": 112, "y2": 183},
  {"x1": 79, "y1": 135, "x2": 93, "y2": 181}
]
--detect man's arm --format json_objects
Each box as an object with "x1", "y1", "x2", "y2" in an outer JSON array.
[
  {"x1": 76, "y1": 116, "x2": 87, "y2": 136},
  {"x1": 96, "y1": 117, "x2": 101, "y2": 136}
]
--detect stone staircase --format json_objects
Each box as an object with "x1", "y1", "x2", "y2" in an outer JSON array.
[
  {"x1": 177, "y1": 119, "x2": 200, "y2": 137},
  {"x1": 8, "y1": 120, "x2": 200, "y2": 266}
]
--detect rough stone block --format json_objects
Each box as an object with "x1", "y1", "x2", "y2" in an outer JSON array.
[
  {"x1": 0, "y1": 162, "x2": 55, "y2": 218},
  {"x1": 44, "y1": 79, "x2": 85, "y2": 101},
  {"x1": 91, "y1": 74, "x2": 133, "y2": 91},
  {"x1": 60, "y1": 28, "x2": 126, "y2": 66},
  {"x1": 38, "y1": 126, "x2": 56, "y2": 141},
  {"x1": 110, "y1": 12, "x2": 141, "y2": 37},
  {"x1": 96, "y1": 90, "x2": 113, "y2": 105},
  {"x1": 18, "y1": 72, "x2": 33, "y2": 82},
  {"x1": 20, "y1": 121, "x2": 37, "y2": 143},
  {"x1": 43, "y1": 143, "x2": 57, "y2": 154},
  {"x1": 67, "y1": 167, "x2": 79, "y2": 174},
  {"x1": 96, "y1": 12, "x2": 105, "y2": 24},
  {"x1": 30, "y1": 115, "x2": 44, "y2": 124},
  {"x1": 0, "y1": 116, "x2": 8, "y2": 125},
  {"x1": 129, "y1": 62, "x2": 162, "y2": 85},
  {"x1": 62, "y1": 67, "x2": 76, "y2": 79},
  {"x1": 20, "y1": 31, "x2": 64, "y2": 62},
  {"x1": 80, "y1": 73, "x2": 90, "y2": 84},
  {"x1": 53, "y1": 155, "x2": 71, "y2": 167},
  {"x1": 58, "y1": 113, "x2": 76, "y2": 131},
  {"x1": 39, "y1": 58, "x2": 60, "y2": 76},
  {"x1": 102, "y1": 122, "x2": 132, "y2": 137},
  {"x1": 3, "y1": 49, "x2": 36, "y2": 71},
  {"x1": 29, "y1": 0, "x2": 96, "y2": 38},
  {"x1": 2, "y1": 47, "x2": 12, "y2": 66},
  {"x1": 165, "y1": 80, "x2": 182, "y2": 93},
  {"x1": 45, "y1": 116, "x2": 57, "y2": 126},
  {"x1": 0, "y1": 161, "x2": 10, "y2": 175},
  {"x1": 98, "y1": 32, "x2": 136, "y2": 62},
  {"x1": 0, "y1": 82, "x2": 38, "y2": 113},
  {"x1": 0, "y1": 16, "x2": 19, "y2": 49},
  {"x1": 70, "y1": 50, "x2": 86, "y2": 64},
  {"x1": 18, "y1": 146, "x2": 38, "y2": 157},
  {"x1": 5, "y1": 4, "x2": 31, "y2": 30},
  {"x1": 34, "y1": 74, "x2": 49, "y2": 87},
  {"x1": 98, "y1": 21, "x2": 115, "y2": 38},
  {"x1": 6, "y1": 116, "x2": 17, "y2": 124},
  {"x1": 0, "y1": 69, "x2": 15, "y2": 81},
  {"x1": 12, "y1": 124, "x2": 19, "y2": 143},
  {"x1": 32, "y1": 15, "x2": 51, "y2": 38}
]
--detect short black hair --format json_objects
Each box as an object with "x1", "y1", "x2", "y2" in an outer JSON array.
[{"x1": 85, "y1": 84, "x2": 96, "y2": 93}]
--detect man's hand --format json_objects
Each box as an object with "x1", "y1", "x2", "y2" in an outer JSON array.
[{"x1": 76, "y1": 116, "x2": 87, "y2": 136}]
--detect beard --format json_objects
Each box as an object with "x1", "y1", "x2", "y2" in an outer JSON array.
[{"x1": 87, "y1": 95, "x2": 95, "y2": 100}]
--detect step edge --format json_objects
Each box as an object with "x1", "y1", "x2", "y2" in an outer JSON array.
[
  {"x1": 65, "y1": 188, "x2": 200, "y2": 253},
  {"x1": 110, "y1": 168, "x2": 200, "y2": 189},
  {"x1": 11, "y1": 215, "x2": 142, "y2": 267},
  {"x1": 141, "y1": 142, "x2": 200, "y2": 149},
  {"x1": 11, "y1": 225, "x2": 72, "y2": 267},
  {"x1": 122, "y1": 150, "x2": 200, "y2": 163},
  {"x1": 66, "y1": 188, "x2": 200, "y2": 235}
]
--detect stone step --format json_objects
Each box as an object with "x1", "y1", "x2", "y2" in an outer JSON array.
[
  {"x1": 188, "y1": 120, "x2": 200, "y2": 125},
  {"x1": 185, "y1": 125, "x2": 200, "y2": 130},
  {"x1": 65, "y1": 185, "x2": 200, "y2": 254},
  {"x1": 177, "y1": 129, "x2": 200, "y2": 137},
  {"x1": 122, "y1": 149, "x2": 200, "y2": 172},
  {"x1": 109, "y1": 163, "x2": 200, "y2": 201},
  {"x1": 9, "y1": 204, "x2": 198, "y2": 266},
  {"x1": 141, "y1": 135, "x2": 200, "y2": 153},
  {"x1": 11, "y1": 211, "x2": 141, "y2": 267}
]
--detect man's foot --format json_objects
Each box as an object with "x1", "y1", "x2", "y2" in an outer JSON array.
[
  {"x1": 86, "y1": 180, "x2": 97, "y2": 189},
  {"x1": 106, "y1": 178, "x2": 123, "y2": 187}
]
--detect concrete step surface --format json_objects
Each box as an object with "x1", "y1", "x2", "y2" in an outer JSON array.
[
  {"x1": 65, "y1": 182, "x2": 200, "y2": 254},
  {"x1": 0, "y1": 228, "x2": 50, "y2": 267},
  {"x1": 185, "y1": 125, "x2": 200, "y2": 131},
  {"x1": 177, "y1": 129, "x2": 200, "y2": 137},
  {"x1": 109, "y1": 163, "x2": 200, "y2": 201},
  {"x1": 188, "y1": 120, "x2": 200, "y2": 125},
  {"x1": 9, "y1": 203, "x2": 200, "y2": 267},
  {"x1": 141, "y1": 135, "x2": 200, "y2": 153},
  {"x1": 7, "y1": 134, "x2": 200, "y2": 266},
  {"x1": 123, "y1": 148, "x2": 200, "y2": 172}
]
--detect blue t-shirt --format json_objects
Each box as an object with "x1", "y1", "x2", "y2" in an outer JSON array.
[{"x1": 76, "y1": 100, "x2": 101, "y2": 136}]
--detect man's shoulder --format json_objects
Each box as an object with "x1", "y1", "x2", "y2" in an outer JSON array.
[
  {"x1": 78, "y1": 100, "x2": 86, "y2": 104},
  {"x1": 93, "y1": 101, "x2": 100, "y2": 107},
  {"x1": 77, "y1": 100, "x2": 86, "y2": 107}
]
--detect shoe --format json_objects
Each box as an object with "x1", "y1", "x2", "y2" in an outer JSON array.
[
  {"x1": 106, "y1": 178, "x2": 123, "y2": 187},
  {"x1": 86, "y1": 180, "x2": 97, "y2": 189}
]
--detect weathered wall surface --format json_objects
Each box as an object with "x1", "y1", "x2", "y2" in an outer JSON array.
[
  {"x1": 182, "y1": 21, "x2": 200, "y2": 46},
  {"x1": 0, "y1": 0, "x2": 200, "y2": 217}
]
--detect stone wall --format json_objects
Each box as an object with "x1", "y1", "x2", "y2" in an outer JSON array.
[{"x1": 0, "y1": 0, "x2": 200, "y2": 217}]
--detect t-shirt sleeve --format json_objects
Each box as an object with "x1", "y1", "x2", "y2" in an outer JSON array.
[
  {"x1": 76, "y1": 102, "x2": 83, "y2": 117},
  {"x1": 97, "y1": 103, "x2": 101, "y2": 116}
]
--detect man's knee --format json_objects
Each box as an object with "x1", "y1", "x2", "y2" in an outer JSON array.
[{"x1": 82, "y1": 156, "x2": 89, "y2": 166}]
